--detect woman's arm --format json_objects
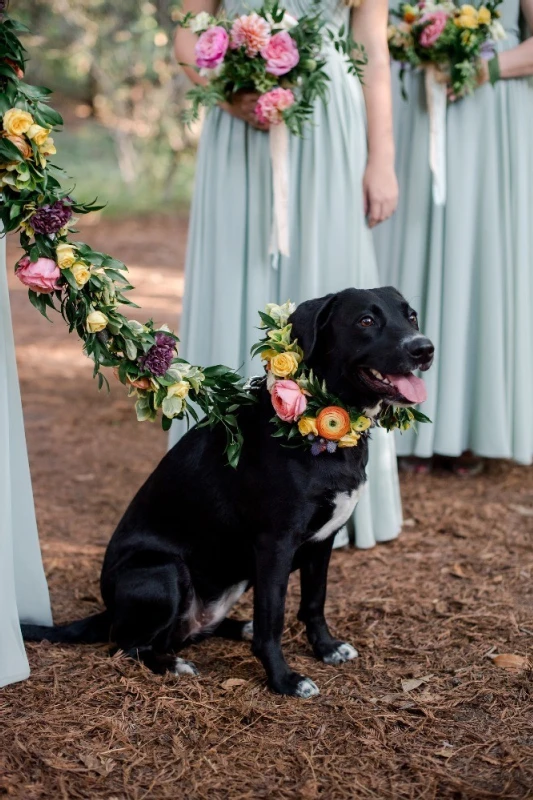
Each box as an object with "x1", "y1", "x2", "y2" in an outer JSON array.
[
  {"x1": 352, "y1": 0, "x2": 398, "y2": 228},
  {"x1": 478, "y1": 0, "x2": 533, "y2": 83},
  {"x1": 174, "y1": 0, "x2": 268, "y2": 129}
]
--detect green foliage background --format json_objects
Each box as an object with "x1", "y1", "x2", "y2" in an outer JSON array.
[{"x1": 12, "y1": 0, "x2": 196, "y2": 216}]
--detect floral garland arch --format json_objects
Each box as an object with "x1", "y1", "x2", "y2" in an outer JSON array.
[{"x1": 0, "y1": 5, "x2": 251, "y2": 466}]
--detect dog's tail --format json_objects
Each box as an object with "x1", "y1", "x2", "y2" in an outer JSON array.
[{"x1": 21, "y1": 611, "x2": 110, "y2": 645}]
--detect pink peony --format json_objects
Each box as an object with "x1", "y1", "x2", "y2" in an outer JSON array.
[
  {"x1": 418, "y1": 11, "x2": 448, "y2": 48},
  {"x1": 195, "y1": 26, "x2": 229, "y2": 70},
  {"x1": 16, "y1": 255, "x2": 61, "y2": 294},
  {"x1": 271, "y1": 379, "x2": 307, "y2": 422},
  {"x1": 230, "y1": 13, "x2": 271, "y2": 57},
  {"x1": 255, "y1": 87, "x2": 295, "y2": 125},
  {"x1": 261, "y1": 31, "x2": 299, "y2": 76}
]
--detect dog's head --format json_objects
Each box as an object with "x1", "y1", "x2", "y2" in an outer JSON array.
[{"x1": 289, "y1": 287, "x2": 434, "y2": 411}]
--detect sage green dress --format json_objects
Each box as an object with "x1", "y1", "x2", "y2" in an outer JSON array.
[
  {"x1": 375, "y1": 0, "x2": 533, "y2": 464},
  {"x1": 170, "y1": 0, "x2": 403, "y2": 548},
  {"x1": 0, "y1": 238, "x2": 52, "y2": 688}
]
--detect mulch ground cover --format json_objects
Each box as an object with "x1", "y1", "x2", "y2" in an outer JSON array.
[{"x1": 1, "y1": 218, "x2": 532, "y2": 799}]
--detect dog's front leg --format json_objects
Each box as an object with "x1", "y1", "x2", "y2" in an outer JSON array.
[
  {"x1": 252, "y1": 537, "x2": 319, "y2": 698},
  {"x1": 298, "y1": 537, "x2": 359, "y2": 665}
]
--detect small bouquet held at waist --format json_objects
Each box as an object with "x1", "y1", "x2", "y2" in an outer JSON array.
[
  {"x1": 387, "y1": 1, "x2": 505, "y2": 206},
  {"x1": 178, "y1": 0, "x2": 366, "y2": 257},
  {"x1": 388, "y1": 1, "x2": 505, "y2": 99}
]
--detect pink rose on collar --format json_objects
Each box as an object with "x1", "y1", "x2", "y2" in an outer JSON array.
[
  {"x1": 271, "y1": 379, "x2": 307, "y2": 422},
  {"x1": 418, "y1": 12, "x2": 448, "y2": 48},
  {"x1": 16, "y1": 255, "x2": 61, "y2": 294},
  {"x1": 261, "y1": 31, "x2": 299, "y2": 76},
  {"x1": 195, "y1": 26, "x2": 229, "y2": 70}
]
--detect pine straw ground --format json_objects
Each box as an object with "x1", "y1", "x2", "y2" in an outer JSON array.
[{"x1": 2, "y1": 218, "x2": 533, "y2": 800}]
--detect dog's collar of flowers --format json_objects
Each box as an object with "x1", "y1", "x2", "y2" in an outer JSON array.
[
  {"x1": 251, "y1": 301, "x2": 429, "y2": 455},
  {"x1": 0, "y1": 10, "x2": 251, "y2": 468}
]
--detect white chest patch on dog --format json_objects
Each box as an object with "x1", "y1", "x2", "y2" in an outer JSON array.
[
  {"x1": 309, "y1": 488, "x2": 363, "y2": 543},
  {"x1": 185, "y1": 581, "x2": 248, "y2": 638}
]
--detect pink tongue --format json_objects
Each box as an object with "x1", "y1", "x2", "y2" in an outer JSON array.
[{"x1": 385, "y1": 373, "x2": 427, "y2": 404}]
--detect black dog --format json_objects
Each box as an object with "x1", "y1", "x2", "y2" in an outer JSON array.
[{"x1": 23, "y1": 287, "x2": 434, "y2": 698}]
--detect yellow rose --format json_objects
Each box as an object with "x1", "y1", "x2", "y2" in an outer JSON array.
[
  {"x1": 270, "y1": 351, "x2": 300, "y2": 378},
  {"x1": 352, "y1": 416, "x2": 372, "y2": 433},
  {"x1": 455, "y1": 7, "x2": 478, "y2": 28},
  {"x1": 26, "y1": 124, "x2": 50, "y2": 146},
  {"x1": 56, "y1": 243, "x2": 77, "y2": 269},
  {"x1": 167, "y1": 380, "x2": 190, "y2": 399},
  {"x1": 298, "y1": 416, "x2": 318, "y2": 437},
  {"x1": 86, "y1": 310, "x2": 108, "y2": 333},
  {"x1": 260, "y1": 348, "x2": 278, "y2": 361},
  {"x1": 39, "y1": 137, "x2": 56, "y2": 156},
  {"x1": 460, "y1": 4, "x2": 478, "y2": 16},
  {"x1": 3, "y1": 108, "x2": 34, "y2": 136},
  {"x1": 477, "y1": 6, "x2": 491, "y2": 24},
  {"x1": 338, "y1": 430, "x2": 361, "y2": 448},
  {"x1": 71, "y1": 261, "x2": 91, "y2": 287}
]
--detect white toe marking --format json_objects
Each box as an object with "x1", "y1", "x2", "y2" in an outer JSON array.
[
  {"x1": 295, "y1": 678, "x2": 320, "y2": 698},
  {"x1": 241, "y1": 621, "x2": 254, "y2": 641},
  {"x1": 323, "y1": 643, "x2": 359, "y2": 665},
  {"x1": 172, "y1": 657, "x2": 199, "y2": 676}
]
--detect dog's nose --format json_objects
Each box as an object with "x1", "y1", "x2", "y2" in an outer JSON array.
[{"x1": 406, "y1": 337, "x2": 435, "y2": 364}]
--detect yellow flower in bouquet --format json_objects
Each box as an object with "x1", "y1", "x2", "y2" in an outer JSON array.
[
  {"x1": 27, "y1": 124, "x2": 50, "y2": 146},
  {"x1": 3, "y1": 108, "x2": 34, "y2": 136},
  {"x1": 86, "y1": 310, "x2": 108, "y2": 333},
  {"x1": 477, "y1": 6, "x2": 491, "y2": 25},
  {"x1": 39, "y1": 137, "x2": 56, "y2": 156},
  {"x1": 56, "y1": 243, "x2": 77, "y2": 269},
  {"x1": 167, "y1": 380, "x2": 190, "y2": 399},
  {"x1": 270, "y1": 350, "x2": 300, "y2": 378},
  {"x1": 71, "y1": 262, "x2": 91, "y2": 287},
  {"x1": 298, "y1": 416, "x2": 318, "y2": 436},
  {"x1": 455, "y1": 5, "x2": 479, "y2": 28}
]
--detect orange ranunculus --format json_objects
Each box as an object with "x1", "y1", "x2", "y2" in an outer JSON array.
[
  {"x1": 3, "y1": 133, "x2": 32, "y2": 160},
  {"x1": 316, "y1": 406, "x2": 351, "y2": 441}
]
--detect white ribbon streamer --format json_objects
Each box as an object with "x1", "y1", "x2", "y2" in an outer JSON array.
[
  {"x1": 269, "y1": 121, "x2": 290, "y2": 258},
  {"x1": 425, "y1": 65, "x2": 447, "y2": 206}
]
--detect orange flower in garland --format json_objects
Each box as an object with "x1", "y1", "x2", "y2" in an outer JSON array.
[{"x1": 316, "y1": 407, "x2": 351, "y2": 441}]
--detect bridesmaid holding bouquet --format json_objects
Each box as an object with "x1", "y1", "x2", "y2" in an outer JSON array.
[
  {"x1": 376, "y1": 0, "x2": 533, "y2": 473},
  {"x1": 172, "y1": 0, "x2": 402, "y2": 548}
]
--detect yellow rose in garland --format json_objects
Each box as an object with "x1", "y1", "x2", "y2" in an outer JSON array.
[
  {"x1": 3, "y1": 108, "x2": 33, "y2": 136},
  {"x1": 270, "y1": 350, "x2": 300, "y2": 378},
  {"x1": 86, "y1": 310, "x2": 108, "y2": 333},
  {"x1": 352, "y1": 416, "x2": 372, "y2": 433},
  {"x1": 338, "y1": 430, "x2": 361, "y2": 448},
  {"x1": 298, "y1": 416, "x2": 318, "y2": 436},
  {"x1": 26, "y1": 124, "x2": 50, "y2": 146},
  {"x1": 56, "y1": 243, "x2": 77, "y2": 269},
  {"x1": 167, "y1": 380, "x2": 190, "y2": 399},
  {"x1": 71, "y1": 262, "x2": 91, "y2": 287}
]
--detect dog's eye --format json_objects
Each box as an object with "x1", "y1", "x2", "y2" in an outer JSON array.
[
  {"x1": 359, "y1": 316, "x2": 375, "y2": 328},
  {"x1": 409, "y1": 312, "x2": 419, "y2": 328}
]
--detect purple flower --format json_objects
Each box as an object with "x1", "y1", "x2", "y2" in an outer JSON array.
[
  {"x1": 31, "y1": 199, "x2": 73, "y2": 235},
  {"x1": 138, "y1": 332, "x2": 176, "y2": 377},
  {"x1": 479, "y1": 40, "x2": 496, "y2": 60},
  {"x1": 311, "y1": 439, "x2": 327, "y2": 456},
  {"x1": 326, "y1": 441, "x2": 338, "y2": 454}
]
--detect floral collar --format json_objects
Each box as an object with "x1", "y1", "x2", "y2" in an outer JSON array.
[{"x1": 251, "y1": 301, "x2": 430, "y2": 455}]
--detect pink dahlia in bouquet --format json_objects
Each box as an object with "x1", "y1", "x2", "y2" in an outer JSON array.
[
  {"x1": 388, "y1": 1, "x2": 506, "y2": 99},
  {"x1": 179, "y1": 0, "x2": 366, "y2": 136}
]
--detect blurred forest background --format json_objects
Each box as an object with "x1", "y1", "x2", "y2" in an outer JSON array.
[{"x1": 13, "y1": 0, "x2": 197, "y2": 217}]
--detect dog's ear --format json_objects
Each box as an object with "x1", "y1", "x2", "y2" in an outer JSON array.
[{"x1": 289, "y1": 293, "x2": 337, "y2": 359}]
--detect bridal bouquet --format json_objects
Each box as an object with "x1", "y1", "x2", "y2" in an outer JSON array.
[
  {"x1": 388, "y1": 1, "x2": 505, "y2": 99},
  {"x1": 178, "y1": 1, "x2": 365, "y2": 255}
]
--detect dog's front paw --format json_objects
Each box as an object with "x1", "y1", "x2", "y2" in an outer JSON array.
[
  {"x1": 270, "y1": 671, "x2": 320, "y2": 698},
  {"x1": 172, "y1": 657, "x2": 199, "y2": 677},
  {"x1": 321, "y1": 642, "x2": 359, "y2": 665},
  {"x1": 241, "y1": 621, "x2": 254, "y2": 641}
]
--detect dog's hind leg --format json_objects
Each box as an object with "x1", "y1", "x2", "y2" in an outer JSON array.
[
  {"x1": 111, "y1": 563, "x2": 198, "y2": 678},
  {"x1": 298, "y1": 537, "x2": 359, "y2": 665},
  {"x1": 211, "y1": 618, "x2": 254, "y2": 641}
]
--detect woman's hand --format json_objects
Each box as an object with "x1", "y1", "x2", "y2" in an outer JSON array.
[
  {"x1": 363, "y1": 160, "x2": 399, "y2": 228},
  {"x1": 220, "y1": 92, "x2": 270, "y2": 131}
]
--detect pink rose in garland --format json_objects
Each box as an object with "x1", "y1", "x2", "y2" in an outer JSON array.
[
  {"x1": 418, "y1": 11, "x2": 448, "y2": 48},
  {"x1": 271, "y1": 379, "x2": 307, "y2": 422},
  {"x1": 16, "y1": 255, "x2": 61, "y2": 294},
  {"x1": 230, "y1": 13, "x2": 271, "y2": 57},
  {"x1": 261, "y1": 31, "x2": 299, "y2": 76},
  {"x1": 255, "y1": 87, "x2": 295, "y2": 125},
  {"x1": 195, "y1": 26, "x2": 229, "y2": 70}
]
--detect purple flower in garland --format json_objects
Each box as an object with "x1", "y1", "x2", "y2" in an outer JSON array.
[
  {"x1": 30, "y1": 198, "x2": 73, "y2": 235},
  {"x1": 138, "y1": 333, "x2": 176, "y2": 377}
]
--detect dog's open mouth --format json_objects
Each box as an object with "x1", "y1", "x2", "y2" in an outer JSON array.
[{"x1": 359, "y1": 368, "x2": 427, "y2": 405}]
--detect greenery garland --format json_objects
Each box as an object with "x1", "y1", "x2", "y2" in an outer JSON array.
[
  {"x1": 252, "y1": 301, "x2": 431, "y2": 454},
  {"x1": 0, "y1": 5, "x2": 251, "y2": 467}
]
